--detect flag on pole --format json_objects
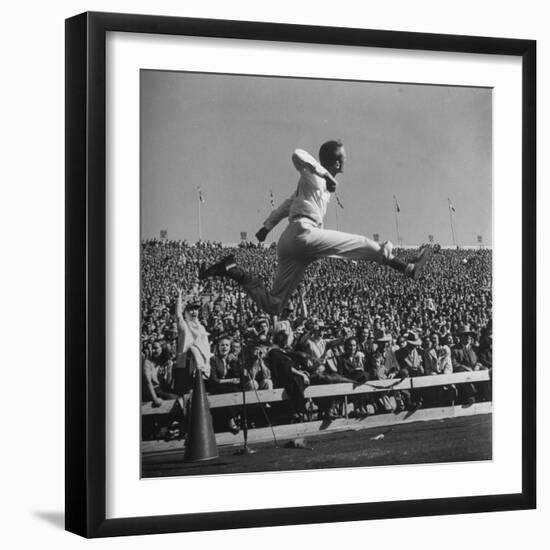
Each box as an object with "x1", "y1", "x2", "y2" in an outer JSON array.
[
  {"x1": 269, "y1": 190, "x2": 275, "y2": 208},
  {"x1": 394, "y1": 196, "x2": 401, "y2": 213},
  {"x1": 448, "y1": 199, "x2": 455, "y2": 212},
  {"x1": 160, "y1": 229, "x2": 167, "y2": 239},
  {"x1": 428, "y1": 234, "x2": 434, "y2": 243},
  {"x1": 477, "y1": 235, "x2": 482, "y2": 243},
  {"x1": 373, "y1": 233, "x2": 379, "y2": 242},
  {"x1": 198, "y1": 187, "x2": 205, "y2": 203}
]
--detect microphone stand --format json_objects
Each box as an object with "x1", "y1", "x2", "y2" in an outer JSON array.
[{"x1": 234, "y1": 338, "x2": 255, "y2": 455}]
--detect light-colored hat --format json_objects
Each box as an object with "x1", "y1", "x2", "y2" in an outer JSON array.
[
  {"x1": 457, "y1": 323, "x2": 476, "y2": 336},
  {"x1": 374, "y1": 330, "x2": 391, "y2": 343},
  {"x1": 404, "y1": 331, "x2": 422, "y2": 346}
]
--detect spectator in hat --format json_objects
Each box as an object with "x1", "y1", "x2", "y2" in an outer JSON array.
[
  {"x1": 172, "y1": 286, "x2": 212, "y2": 395},
  {"x1": 396, "y1": 331, "x2": 424, "y2": 377},
  {"x1": 451, "y1": 323, "x2": 481, "y2": 405},
  {"x1": 297, "y1": 317, "x2": 353, "y2": 419},
  {"x1": 452, "y1": 324, "x2": 482, "y2": 372},
  {"x1": 395, "y1": 331, "x2": 424, "y2": 408}
]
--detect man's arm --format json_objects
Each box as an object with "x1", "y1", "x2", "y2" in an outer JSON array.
[
  {"x1": 292, "y1": 149, "x2": 338, "y2": 192},
  {"x1": 174, "y1": 285, "x2": 187, "y2": 332},
  {"x1": 291, "y1": 149, "x2": 327, "y2": 177},
  {"x1": 256, "y1": 195, "x2": 294, "y2": 241}
]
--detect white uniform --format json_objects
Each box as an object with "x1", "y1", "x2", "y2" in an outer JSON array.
[{"x1": 242, "y1": 149, "x2": 384, "y2": 315}]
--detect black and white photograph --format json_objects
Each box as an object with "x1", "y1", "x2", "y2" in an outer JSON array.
[{"x1": 139, "y1": 69, "x2": 493, "y2": 478}]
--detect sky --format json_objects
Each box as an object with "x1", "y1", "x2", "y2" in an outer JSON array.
[{"x1": 140, "y1": 70, "x2": 492, "y2": 246}]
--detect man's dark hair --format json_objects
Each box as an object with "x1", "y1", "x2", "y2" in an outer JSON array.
[
  {"x1": 273, "y1": 330, "x2": 289, "y2": 349},
  {"x1": 319, "y1": 139, "x2": 344, "y2": 168}
]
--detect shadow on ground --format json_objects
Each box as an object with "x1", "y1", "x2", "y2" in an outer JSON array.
[{"x1": 33, "y1": 511, "x2": 65, "y2": 530}]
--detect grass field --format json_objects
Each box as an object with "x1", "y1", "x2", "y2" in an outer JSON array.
[{"x1": 142, "y1": 413, "x2": 492, "y2": 478}]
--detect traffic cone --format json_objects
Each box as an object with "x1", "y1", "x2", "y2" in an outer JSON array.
[{"x1": 184, "y1": 369, "x2": 219, "y2": 462}]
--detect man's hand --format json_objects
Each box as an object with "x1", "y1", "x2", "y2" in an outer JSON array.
[
  {"x1": 324, "y1": 173, "x2": 338, "y2": 193},
  {"x1": 152, "y1": 397, "x2": 163, "y2": 407},
  {"x1": 255, "y1": 227, "x2": 269, "y2": 242}
]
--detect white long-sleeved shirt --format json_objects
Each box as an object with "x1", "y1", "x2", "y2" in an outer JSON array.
[{"x1": 263, "y1": 149, "x2": 331, "y2": 231}]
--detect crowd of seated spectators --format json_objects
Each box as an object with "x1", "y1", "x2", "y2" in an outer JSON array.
[{"x1": 141, "y1": 239, "x2": 492, "y2": 439}]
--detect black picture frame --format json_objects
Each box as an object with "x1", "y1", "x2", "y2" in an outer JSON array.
[{"x1": 65, "y1": 11, "x2": 536, "y2": 538}]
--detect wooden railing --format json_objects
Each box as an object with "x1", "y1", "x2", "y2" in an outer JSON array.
[{"x1": 141, "y1": 370, "x2": 490, "y2": 416}]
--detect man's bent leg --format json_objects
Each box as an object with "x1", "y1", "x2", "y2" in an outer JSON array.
[{"x1": 199, "y1": 253, "x2": 307, "y2": 315}]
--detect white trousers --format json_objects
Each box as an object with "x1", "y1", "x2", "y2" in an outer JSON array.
[{"x1": 243, "y1": 219, "x2": 384, "y2": 315}]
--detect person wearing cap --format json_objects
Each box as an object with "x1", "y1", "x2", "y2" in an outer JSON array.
[
  {"x1": 395, "y1": 331, "x2": 425, "y2": 408},
  {"x1": 198, "y1": 140, "x2": 435, "y2": 316},
  {"x1": 172, "y1": 285, "x2": 212, "y2": 395},
  {"x1": 451, "y1": 323, "x2": 482, "y2": 406},
  {"x1": 273, "y1": 293, "x2": 307, "y2": 348},
  {"x1": 451, "y1": 324, "x2": 482, "y2": 372},
  {"x1": 297, "y1": 317, "x2": 354, "y2": 419},
  {"x1": 395, "y1": 331, "x2": 425, "y2": 377}
]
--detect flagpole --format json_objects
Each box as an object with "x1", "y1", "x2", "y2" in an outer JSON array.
[
  {"x1": 269, "y1": 190, "x2": 275, "y2": 245},
  {"x1": 448, "y1": 198, "x2": 456, "y2": 247},
  {"x1": 393, "y1": 195, "x2": 401, "y2": 246},
  {"x1": 197, "y1": 187, "x2": 203, "y2": 241}
]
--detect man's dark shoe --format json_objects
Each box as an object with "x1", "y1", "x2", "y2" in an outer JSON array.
[
  {"x1": 407, "y1": 244, "x2": 434, "y2": 280},
  {"x1": 199, "y1": 254, "x2": 235, "y2": 280}
]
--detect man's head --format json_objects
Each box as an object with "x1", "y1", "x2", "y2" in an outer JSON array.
[
  {"x1": 255, "y1": 317, "x2": 269, "y2": 336},
  {"x1": 319, "y1": 139, "x2": 346, "y2": 175},
  {"x1": 184, "y1": 299, "x2": 201, "y2": 320},
  {"x1": 230, "y1": 340, "x2": 242, "y2": 356},
  {"x1": 152, "y1": 341, "x2": 163, "y2": 358},
  {"x1": 344, "y1": 337, "x2": 357, "y2": 356},
  {"x1": 273, "y1": 330, "x2": 289, "y2": 349},
  {"x1": 217, "y1": 336, "x2": 232, "y2": 358}
]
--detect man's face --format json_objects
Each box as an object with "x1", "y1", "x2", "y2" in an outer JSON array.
[
  {"x1": 218, "y1": 338, "x2": 231, "y2": 357},
  {"x1": 152, "y1": 343, "x2": 162, "y2": 357},
  {"x1": 460, "y1": 334, "x2": 471, "y2": 346},
  {"x1": 377, "y1": 340, "x2": 388, "y2": 352},
  {"x1": 334, "y1": 146, "x2": 347, "y2": 174},
  {"x1": 187, "y1": 306, "x2": 200, "y2": 320},
  {"x1": 345, "y1": 339, "x2": 357, "y2": 355},
  {"x1": 231, "y1": 341, "x2": 241, "y2": 355}
]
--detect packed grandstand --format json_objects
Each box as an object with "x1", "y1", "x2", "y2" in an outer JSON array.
[{"x1": 141, "y1": 239, "x2": 492, "y2": 438}]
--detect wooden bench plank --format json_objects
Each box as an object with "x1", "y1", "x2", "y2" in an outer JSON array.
[{"x1": 141, "y1": 370, "x2": 491, "y2": 415}]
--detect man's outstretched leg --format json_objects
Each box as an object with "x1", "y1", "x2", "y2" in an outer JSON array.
[
  {"x1": 199, "y1": 254, "x2": 306, "y2": 315},
  {"x1": 381, "y1": 241, "x2": 435, "y2": 280},
  {"x1": 302, "y1": 227, "x2": 435, "y2": 280}
]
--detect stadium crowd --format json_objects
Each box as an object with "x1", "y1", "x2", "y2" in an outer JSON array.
[{"x1": 141, "y1": 239, "x2": 492, "y2": 438}]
